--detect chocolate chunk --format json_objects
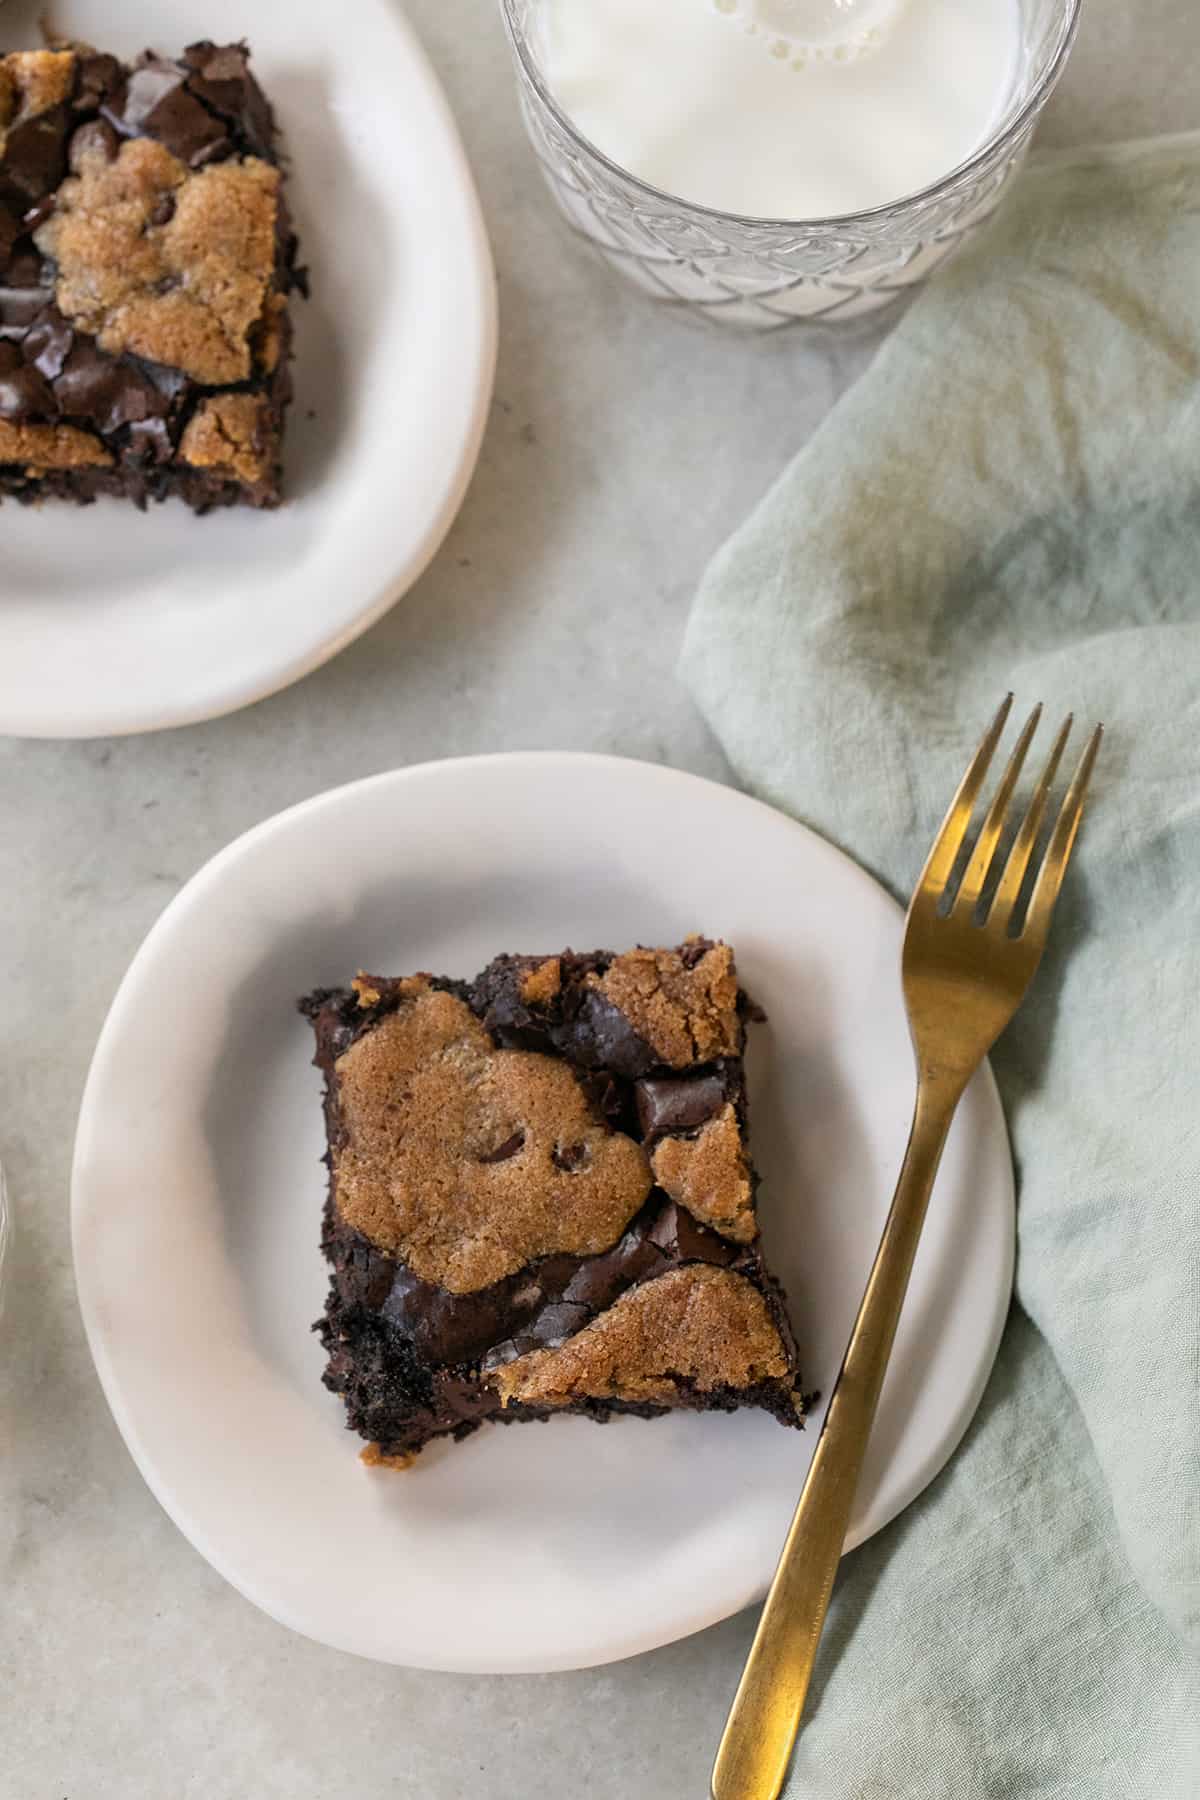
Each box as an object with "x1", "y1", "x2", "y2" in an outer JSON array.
[
  {"x1": 578, "y1": 1070, "x2": 624, "y2": 1124},
  {"x1": 635, "y1": 1073, "x2": 728, "y2": 1142},
  {"x1": 72, "y1": 54, "x2": 124, "y2": 114},
  {"x1": 21, "y1": 195, "x2": 57, "y2": 234},
  {"x1": 53, "y1": 343, "x2": 166, "y2": 435},
  {"x1": 1, "y1": 286, "x2": 51, "y2": 339},
  {"x1": 522, "y1": 1302, "x2": 592, "y2": 1351},
  {"x1": 478, "y1": 1131, "x2": 525, "y2": 1165},
  {"x1": 140, "y1": 359, "x2": 192, "y2": 404},
  {"x1": 68, "y1": 119, "x2": 120, "y2": 171},
  {"x1": 381, "y1": 1262, "x2": 535, "y2": 1368},
  {"x1": 552, "y1": 1142, "x2": 589, "y2": 1172},
  {"x1": 0, "y1": 106, "x2": 72, "y2": 205},
  {"x1": 22, "y1": 308, "x2": 74, "y2": 379},
  {"x1": 126, "y1": 416, "x2": 174, "y2": 463},
  {"x1": 563, "y1": 988, "x2": 658, "y2": 1080},
  {"x1": 528, "y1": 1301, "x2": 592, "y2": 1343},
  {"x1": 2, "y1": 248, "x2": 49, "y2": 289},
  {"x1": 479, "y1": 1338, "x2": 520, "y2": 1374},
  {"x1": 104, "y1": 62, "x2": 229, "y2": 167},
  {"x1": 180, "y1": 41, "x2": 276, "y2": 161},
  {"x1": 646, "y1": 1201, "x2": 740, "y2": 1265},
  {"x1": 472, "y1": 962, "x2": 554, "y2": 1051},
  {"x1": 559, "y1": 1216, "x2": 667, "y2": 1307},
  {"x1": 0, "y1": 341, "x2": 54, "y2": 419},
  {"x1": 482, "y1": 1297, "x2": 596, "y2": 1369}
]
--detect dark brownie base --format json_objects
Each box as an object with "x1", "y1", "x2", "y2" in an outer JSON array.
[
  {"x1": 303, "y1": 951, "x2": 807, "y2": 1463},
  {"x1": 317, "y1": 1192, "x2": 803, "y2": 1457},
  {"x1": 0, "y1": 342, "x2": 292, "y2": 510}
]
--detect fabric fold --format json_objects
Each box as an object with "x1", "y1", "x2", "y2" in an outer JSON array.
[{"x1": 682, "y1": 135, "x2": 1200, "y2": 1797}]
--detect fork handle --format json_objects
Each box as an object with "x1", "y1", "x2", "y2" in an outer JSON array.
[{"x1": 711, "y1": 1076, "x2": 965, "y2": 1800}]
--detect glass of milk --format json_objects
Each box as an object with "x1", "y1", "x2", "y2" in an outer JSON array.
[{"x1": 499, "y1": 0, "x2": 1080, "y2": 326}]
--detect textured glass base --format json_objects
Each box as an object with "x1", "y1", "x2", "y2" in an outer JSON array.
[{"x1": 502, "y1": 0, "x2": 1079, "y2": 330}]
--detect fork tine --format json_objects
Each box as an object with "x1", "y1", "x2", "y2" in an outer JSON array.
[
  {"x1": 988, "y1": 713, "x2": 1074, "y2": 926},
  {"x1": 1021, "y1": 725, "x2": 1103, "y2": 944},
  {"x1": 919, "y1": 695, "x2": 1013, "y2": 897},
  {"x1": 955, "y1": 703, "x2": 1042, "y2": 914}
]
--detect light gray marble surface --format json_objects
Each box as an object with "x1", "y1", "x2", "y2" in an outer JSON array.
[{"x1": 1, "y1": 4, "x2": 1195, "y2": 1794}]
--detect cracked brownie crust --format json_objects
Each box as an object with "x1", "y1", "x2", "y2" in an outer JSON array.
[
  {"x1": 302, "y1": 940, "x2": 808, "y2": 1465},
  {"x1": 0, "y1": 40, "x2": 301, "y2": 510}
]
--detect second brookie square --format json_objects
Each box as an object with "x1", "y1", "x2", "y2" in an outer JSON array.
[{"x1": 0, "y1": 40, "x2": 303, "y2": 510}]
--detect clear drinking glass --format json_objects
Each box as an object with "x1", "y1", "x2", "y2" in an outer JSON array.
[{"x1": 499, "y1": 0, "x2": 1081, "y2": 327}]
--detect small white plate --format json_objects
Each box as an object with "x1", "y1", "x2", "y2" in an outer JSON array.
[
  {"x1": 0, "y1": 0, "x2": 497, "y2": 738},
  {"x1": 72, "y1": 756, "x2": 1014, "y2": 1673}
]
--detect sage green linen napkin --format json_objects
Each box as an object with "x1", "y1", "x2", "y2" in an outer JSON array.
[{"x1": 682, "y1": 136, "x2": 1200, "y2": 1798}]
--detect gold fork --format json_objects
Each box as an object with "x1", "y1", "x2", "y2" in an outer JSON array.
[{"x1": 712, "y1": 696, "x2": 1103, "y2": 1800}]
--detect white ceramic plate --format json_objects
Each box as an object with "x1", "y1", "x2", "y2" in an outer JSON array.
[
  {"x1": 0, "y1": 0, "x2": 497, "y2": 738},
  {"x1": 72, "y1": 756, "x2": 1014, "y2": 1673}
]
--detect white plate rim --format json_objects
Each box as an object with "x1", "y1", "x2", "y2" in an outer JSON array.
[
  {"x1": 71, "y1": 754, "x2": 1015, "y2": 1671},
  {"x1": 0, "y1": 1, "x2": 498, "y2": 739}
]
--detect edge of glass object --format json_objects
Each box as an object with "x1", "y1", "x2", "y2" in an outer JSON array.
[{"x1": 498, "y1": 0, "x2": 1082, "y2": 231}]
